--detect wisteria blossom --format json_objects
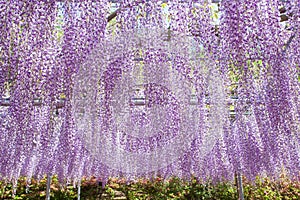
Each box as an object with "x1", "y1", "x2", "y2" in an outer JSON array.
[{"x1": 0, "y1": 0, "x2": 299, "y2": 187}]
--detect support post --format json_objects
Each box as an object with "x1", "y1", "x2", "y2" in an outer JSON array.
[
  {"x1": 46, "y1": 174, "x2": 51, "y2": 200},
  {"x1": 77, "y1": 179, "x2": 81, "y2": 200},
  {"x1": 236, "y1": 172, "x2": 244, "y2": 200},
  {"x1": 12, "y1": 179, "x2": 17, "y2": 199}
]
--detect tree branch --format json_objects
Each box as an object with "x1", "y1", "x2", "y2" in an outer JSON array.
[
  {"x1": 107, "y1": 9, "x2": 119, "y2": 22},
  {"x1": 107, "y1": 0, "x2": 144, "y2": 22},
  {"x1": 283, "y1": 32, "x2": 296, "y2": 53}
]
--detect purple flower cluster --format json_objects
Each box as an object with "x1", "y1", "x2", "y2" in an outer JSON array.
[
  {"x1": 0, "y1": 0, "x2": 108, "y2": 183},
  {"x1": 0, "y1": 0, "x2": 299, "y2": 186}
]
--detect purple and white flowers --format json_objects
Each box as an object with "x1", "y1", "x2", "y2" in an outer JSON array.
[{"x1": 0, "y1": 0, "x2": 299, "y2": 185}]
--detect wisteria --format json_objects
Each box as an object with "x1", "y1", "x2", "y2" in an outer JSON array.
[{"x1": 0, "y1": 0, "x2": 299, "y2": 191}]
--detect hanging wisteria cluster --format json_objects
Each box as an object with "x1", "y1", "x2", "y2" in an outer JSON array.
[{"x1": 0, "y1": 0, "x2": 299, "y2": 187}]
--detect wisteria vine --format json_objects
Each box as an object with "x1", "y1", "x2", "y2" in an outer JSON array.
[{"x1": 0, "y1": 0, "x2": 299, "y2": 188}]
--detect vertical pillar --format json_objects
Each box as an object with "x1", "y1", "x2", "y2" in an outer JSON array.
[
  {"x1": 236, "y1": 172, "x2": 244, "y2": 200},
  {"x1": 77, "y1": 179, "x2": 81, "y2": 200},
  {"x1": 46, "y1": 174, "x2": 51, "y2": 200}
]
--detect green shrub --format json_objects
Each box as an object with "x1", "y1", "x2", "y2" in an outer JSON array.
[{"x1": 1, "y1": 175, "x2": 300, "y2": 199}]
